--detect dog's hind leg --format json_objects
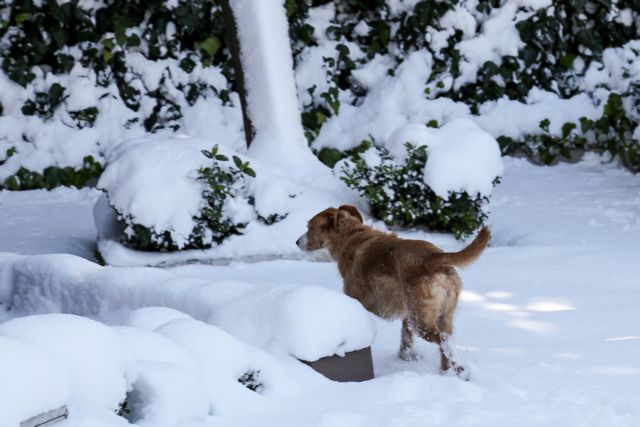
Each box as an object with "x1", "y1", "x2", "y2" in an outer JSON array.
[
  {"x1": 411, "y1": 282, "x2": 468, "y2": 379},
  {"x1": 398, "y1": 318, "x2": 420, "y2": 361}
]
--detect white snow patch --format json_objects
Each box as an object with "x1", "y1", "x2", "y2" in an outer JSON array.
[
  {"x1": 0, "y1": 314, "x2": 136, "y2": 411},
  {"x1": 125, "y1": 360, "x2": 210, "y2": 427},
  {"x1": 114, "y1": 326, "x2": 199, "y2": 374},
  {"x1": 125, "y1": 306, "x2": 192, "y2": 331},
  {"x1": 0, "y1": 336, "x2": 71, "y2": 427}
]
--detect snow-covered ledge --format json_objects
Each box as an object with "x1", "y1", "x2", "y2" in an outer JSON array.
[{"x1": 0, "y1": 253, "x2": 376, "y2": 363}]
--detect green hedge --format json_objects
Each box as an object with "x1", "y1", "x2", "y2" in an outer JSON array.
[
  {"x1": 0, "y1": 0, "x2": 232, "y2": 189},
  {"x1": 1, "y1": 0, "x2": 639, "y2": 243},
  {"x1": 1, "y1": 0, "x2": 639, "y2": 183}
]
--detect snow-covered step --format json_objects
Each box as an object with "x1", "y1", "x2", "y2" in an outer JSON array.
[{"x1": 19, "y1": 406, "x2": 68, "y2": 427}]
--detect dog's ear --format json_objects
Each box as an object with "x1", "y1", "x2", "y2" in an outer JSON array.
[
  {"x1": 338, "y1": 205, "x2": 363, "y2": 223},
  {"x1": 332, "y1": 209, "x2": 356, "y2": 231}
]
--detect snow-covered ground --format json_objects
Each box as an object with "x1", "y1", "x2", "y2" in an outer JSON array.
[{"x1": 0, "y1": 154, "x2": 639, "y2": 426}]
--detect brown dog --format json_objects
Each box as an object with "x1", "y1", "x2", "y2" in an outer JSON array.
[{"x1": 296, "y1": 205, "x2": 490, "y2": 378}]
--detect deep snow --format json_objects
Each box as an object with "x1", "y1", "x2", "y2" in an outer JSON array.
[{"x1": 0, "y1": 155, "x2": 639, "y2": 426}]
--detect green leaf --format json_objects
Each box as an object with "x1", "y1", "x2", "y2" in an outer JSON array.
[
  {"x1": 603, "y1": 93, "x2": 623, "y2": 118},
  {"x1": 15, "y1": 13, "x2": 29, "y2": 25},
  {"x1": 103, "y1": 49, "x2": 113, "y2": 63},
  {"x1": 579, "y1": 117, "x2": 593, "y2": 133},
  {"x1": 198, "y1": 37, "x2": 221, "y2": 56},
  {"x1": 102, "y1": 38, "x2": 115, "y2": 50},
  {"x1": 48, "y1": 83, "x2": 65, "y2": 107},
  {"x1": 50, "y1": 27, "x2": 67, "y2": 48},
  {"x1": 127, "y1": 34, "x2": 141, "y2": 48},
  {"x1": 233, "y1": 155, "x2": 243, "y2": 169},
  {"x1": 558, "y1": 54, "x2": 576, "y2": 69},
  {"x1": 318, "y1": 147, "x2": 344, "y2": 168},
  {"x1": 539, "y1": 119, "x2": 550, "y2": 132},
  {"x1": 561, "y1": 122, "x2": 576, "y2": 138}
]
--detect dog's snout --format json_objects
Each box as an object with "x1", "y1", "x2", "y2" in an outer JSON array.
[{"x1": 296, "y1": 234, "x2": 307, "y2": 250}]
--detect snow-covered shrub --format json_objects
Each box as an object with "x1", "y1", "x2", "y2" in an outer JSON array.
[
  {"x1": 340, "y1": 120, "x2": 503, "y2": 239},
  {"x1": 119, "y1": 145, "x2": 261, "y2": 251},
  {"x1": 341, "y1": 143, "x2": 492, "y2": 239}
]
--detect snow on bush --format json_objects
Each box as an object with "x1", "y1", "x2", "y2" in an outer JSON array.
[
  {"x1": 340, "y1": 119, "x2": 503, "y2": 238},
  {"x1": 0, "y1": 313, "x2": 137, "y2": 411},
  {"x1": 0, "y1": 336, "x2": 71, "y2": 427},
  {"x1": 410, "y1": 118, "x2": 503, "y2": 197},
  {"x1": 97, "y1": 137, "x2": 293, "y2": 251}
]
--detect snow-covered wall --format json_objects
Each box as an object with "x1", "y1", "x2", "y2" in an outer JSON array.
[{"x1": 0, "y1": 252, "x2": 376, "y2": 362}]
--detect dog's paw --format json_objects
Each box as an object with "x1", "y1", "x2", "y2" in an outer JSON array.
[
  {"x1": 441, "y1": 364, "x2": 470, "y2": 381},
  {"x1": 398, "y1": 349, "x2": 422, "y2": 362}
]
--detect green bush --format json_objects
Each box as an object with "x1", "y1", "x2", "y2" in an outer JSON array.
[
  {"x1": 1, "y1": 0, "x2": 639, "y2": 197},
  {"x1": 290, "y1": 0, "x2": 640, "y2": 172},
  {"x1": 341, "y1": 142, "x2": 495, "y2": 239},
  {"x1": 0, "y1": 0, "x2": 232, "y2": 188},
  {"x1": 0, "y1": 155, "x2": 103, "y2": 190}
]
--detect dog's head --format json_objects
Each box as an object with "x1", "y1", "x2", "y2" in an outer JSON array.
[{"x1": 296, "y1": 205, "x2": 364, "y2": 252}]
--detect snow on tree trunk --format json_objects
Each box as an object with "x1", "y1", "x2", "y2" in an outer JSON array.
[{"x1": 227, "y1": 0, "x2": 327, "y2": 175}]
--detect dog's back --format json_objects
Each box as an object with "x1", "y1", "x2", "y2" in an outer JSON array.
[{"x1": 336, "y1": 225, "x2": 489, "y2": 318}]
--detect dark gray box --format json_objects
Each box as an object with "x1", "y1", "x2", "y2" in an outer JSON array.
[{"x1": 303, "y1": 347, "x2": 374, "y2": 382}]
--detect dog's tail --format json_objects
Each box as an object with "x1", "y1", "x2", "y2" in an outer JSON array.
[{"x1": 432, "y1": 226, "x2": 491, "y2": 268}]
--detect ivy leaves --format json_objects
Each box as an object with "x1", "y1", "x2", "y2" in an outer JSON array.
[{"x1": 201, "y1": 145, "x2": 256, "y2": 178}]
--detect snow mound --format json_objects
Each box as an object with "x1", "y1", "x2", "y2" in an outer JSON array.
[
  {"x1": 156, "y1": 318, "x2": 266, "y2": 414},
  {"x1": 0, "y1": 336, "x2": 71, "y2": 427},
  {"x1": 125, "y1": 361, "x2": 210, "y2": 427},
  {"x1": 269, "y1": 285, "x2": 377, "y2": 360},
  {"x1": 388, "y1": 118, "x2": 503, "y2": 197},
  {"x1": 114, "y1": 326, "x2": 198, "y2": 374},
  {"x1": 0, "y1": 313, "x2": 136, "y2": 411},
  {"x1": 125, "y1": 306, "x2": 192, "y2": 331},
  {"x1": 205, "y1": 282, "x2": 377, "y2": 362}
]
